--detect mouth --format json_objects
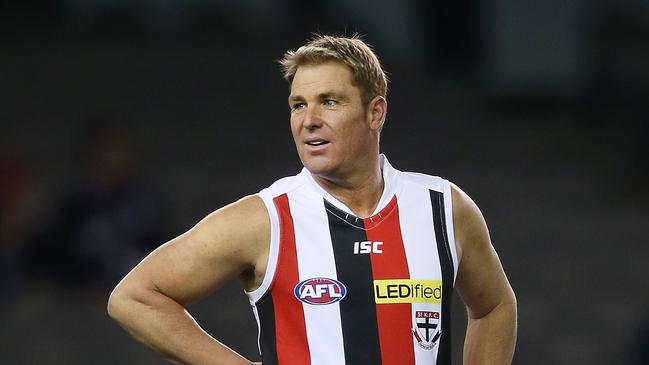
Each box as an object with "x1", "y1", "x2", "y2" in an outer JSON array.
[{"x1": 304, "y1": 138, "x2": 330, "y2": 147}]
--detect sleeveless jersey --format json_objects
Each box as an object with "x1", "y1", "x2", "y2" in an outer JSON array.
[{"x1": 246, "y1": 155, "x2": 459, "y2": 365}]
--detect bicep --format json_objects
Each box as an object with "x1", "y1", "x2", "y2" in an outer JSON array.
[
  {"x1": 117, "y1": 195, "x2": 269, "y2": 306},
  {"x1": 452, "y1": 184, "x2": 515, "y2": 319}
]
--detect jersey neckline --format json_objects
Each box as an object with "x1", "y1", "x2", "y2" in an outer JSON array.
[
  {"x1": 323, "y1": 194, "x2": 398, "y2": 230},
  {"x1": 301, "y1": 154, "x2": 401, "y2": 218}
]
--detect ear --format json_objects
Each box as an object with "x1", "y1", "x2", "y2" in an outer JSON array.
[{"x1": 367, "y1": 96, "x2": 387, "y2": 132}]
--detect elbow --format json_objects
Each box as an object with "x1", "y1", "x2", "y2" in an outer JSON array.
[
  {"x1": 107, "y1": 283, "x2": 131, "y2": 323},
  {"x1": 107, "y1": 278, "x2": 165, "y2": 325},
  {"x1": 107, "y1": 286, "x2": 123, "y2": 321},
  {"x1": 504, "y1": 295, "x2": 518, "y2": 324},
  {"x1": 506, "y1": 286, "x2": 518, "y2": 315},
  {"x1": 497, "y1": 286, "x2": 518, "y2": 322}
]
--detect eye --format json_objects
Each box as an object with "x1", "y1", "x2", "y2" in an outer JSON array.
[
  {"x1": 324, "y1": 99, "x2": 337, "y2": 107},
  {"x1": 291, "y1": 102, "x2": 305, "y2": 111}
]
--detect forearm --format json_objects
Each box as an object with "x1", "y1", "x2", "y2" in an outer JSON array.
[
  {"x1": 108, "y1": 288, "x2": 253, "y2": 365},
  {"x1": 463, "y1": 299, "x2": 517, "y2": 365}
]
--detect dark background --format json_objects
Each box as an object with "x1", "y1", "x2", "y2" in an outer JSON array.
[{"x1": 1, "y1": 1, "x2": 648, "y2": 364}]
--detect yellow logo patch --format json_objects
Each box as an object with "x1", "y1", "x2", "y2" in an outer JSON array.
[{"x1": 373, "y1": 279, "x2": 442, "y2": 304}]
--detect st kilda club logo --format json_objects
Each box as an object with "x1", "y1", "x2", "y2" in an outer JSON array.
[
  {"x1": 412, "y1": 311, "x2": 441, "y2": 350},
  {"x1": 294, "y1": 278, "x2": 347, "y2": 305}
]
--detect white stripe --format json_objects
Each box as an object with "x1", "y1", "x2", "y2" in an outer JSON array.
[
  {"x1": 251, "y1": 305, "x2": 262, "y2": 354},
  {"x1": 289, "y1": 188, "x2": 346, "y2": 365},
  {"x1": 398, "y1": 184, "x2": 443, "y2": 363},
  {"x1": 245, "y1": 193, "x2": 281, "y2": 304}
]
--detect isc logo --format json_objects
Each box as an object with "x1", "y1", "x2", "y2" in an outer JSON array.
[
  {"x1": 353, "y1": 241, "x2": 383, "y2": 254},
  {"x1": 294, "y1": 278, "x2": 347, "y2": 305}
]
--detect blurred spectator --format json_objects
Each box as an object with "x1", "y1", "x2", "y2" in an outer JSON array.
[
  {"x1": 27, "y1": 118, "x2": 168, "y2": 287},
  {"x1": 0, "y1": 158, "x2": 34, "y2": 296}
]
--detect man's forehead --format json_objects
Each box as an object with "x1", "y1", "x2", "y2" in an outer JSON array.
[{"x1": 289, "y1": 62, "x2": 357, "y2": 98}]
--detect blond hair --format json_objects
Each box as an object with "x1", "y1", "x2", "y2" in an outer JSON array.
[{"x1": 279, "y1": 34, "x2": 388, "y2": 104}]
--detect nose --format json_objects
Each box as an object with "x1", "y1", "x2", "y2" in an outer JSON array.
[{"x1": 303, "y1": 105, "x2": 322, "y2": 130}]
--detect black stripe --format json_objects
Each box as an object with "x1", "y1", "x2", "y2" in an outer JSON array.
[
  {"x1": 325, "y1": 199, "x2": 382, "y2": 365},
  {"x1": 430, "y1": 190, "x2": 454, "y2": 365},
  {"x1": 256, "y1": 293, "x2": 279, "y2": 365}
]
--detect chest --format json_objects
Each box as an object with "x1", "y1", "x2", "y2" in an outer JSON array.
[{"x1": 275, "y1": 193, "x2": 447, "y2": 302}]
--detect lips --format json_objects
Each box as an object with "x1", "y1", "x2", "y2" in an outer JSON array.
[{"x1": 304, "y1": 137, "x2": 330, "y2": 147}]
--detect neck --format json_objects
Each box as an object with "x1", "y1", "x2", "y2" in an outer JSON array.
[{"x1": 311, "y1": 158, "x2": 384, "y2": 218}]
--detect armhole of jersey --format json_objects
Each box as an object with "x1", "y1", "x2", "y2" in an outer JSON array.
[
  {"x1": 245, "y1": 193, "x2": 280, "y2": 304},
  {"x1": 442, "y1": 180, "x2": 460, "y2": 285}
]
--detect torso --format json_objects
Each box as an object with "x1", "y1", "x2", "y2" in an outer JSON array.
[{"x1": 247, "y1": 155, "x2": 459, "y2": 365}]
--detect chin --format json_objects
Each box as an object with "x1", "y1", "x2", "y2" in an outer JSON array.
[{"x1": 300, "y1": 154, "x2": 338, "y2": 177}]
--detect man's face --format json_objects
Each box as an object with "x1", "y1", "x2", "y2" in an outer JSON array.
[{"x1": 289, "y1": 61, "x2": 376, "y2": 181}]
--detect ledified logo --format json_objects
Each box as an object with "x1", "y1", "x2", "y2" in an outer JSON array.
[{"x1": 373, "y1": 279, "x2": 442, "y2": 304}]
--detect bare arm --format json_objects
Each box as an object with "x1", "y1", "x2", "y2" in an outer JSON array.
[
  {"x1": 107, "y1": 195, "x2": 269, "y2": 365},
  {"x1": 452, "y1": 184, "x2": 517, "y2": 365}
]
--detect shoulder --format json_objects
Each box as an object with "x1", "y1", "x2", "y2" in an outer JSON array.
[
  {"x1": 398, "y1": 172, "x2": 479, "y2": 261},
  {"x1": 199, "y1": 194, "x2": 269, "y2": 239},
  {"x1": 213, "y1": 194, "x2": 268, "y2": 222},
  {"x1": 448, "y1": 182, "x2": 491, "y2": 265},
  {"x1": 449, "y1": 183, "x2": 486, "y2": 236},
  {"x1": 258, "y1": 170, "x2": 308, "y2": 201},
  {"x1": 399, "y1": 171, "x2": 451, "y2": 193},
  {"x1": 396, "y1": 169, "x2": 477, "y2": 231},
  {"x1": 184, "y1": 194, "x2": 270, "y2": 269}
]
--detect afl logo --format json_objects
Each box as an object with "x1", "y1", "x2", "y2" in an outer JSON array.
[{"x1": 294, "y1": 277, "x2": 347, "y2": 305}]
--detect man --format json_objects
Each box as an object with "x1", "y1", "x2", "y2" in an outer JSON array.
[{"x1": 108, "y1": 34, "x2": 517, "y2": 365}]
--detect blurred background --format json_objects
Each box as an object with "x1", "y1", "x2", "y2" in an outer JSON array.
[{"x1": 1, "y1": 0, "x2": 648, "y2": 364}]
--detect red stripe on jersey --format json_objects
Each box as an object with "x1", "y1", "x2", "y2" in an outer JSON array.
[
  {"x1": 272, "y1": 194, "x2": 311, "y2": 365},
  {"x1": 365, "y1": 196, "x2": 415, "y2": 365}
]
